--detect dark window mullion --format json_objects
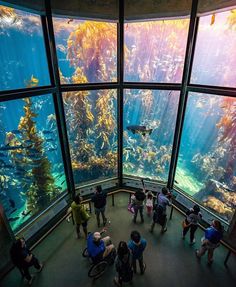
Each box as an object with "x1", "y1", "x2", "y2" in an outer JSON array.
[{"x1": 167, "y1": 0, "x2": 199, "y2": 189}]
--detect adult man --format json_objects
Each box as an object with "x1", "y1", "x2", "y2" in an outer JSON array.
[
  {"x1": 150, "y1": 187, "x2": 171, "y2": 233},
  {"x1": 91, "y1": 185, "x2": 107, "y2": 227},
  {"x1": 87, "y1": 229, "x2": 115, "y2": 263}
]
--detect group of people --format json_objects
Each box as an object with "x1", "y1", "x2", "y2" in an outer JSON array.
[
  {"x1": 130, "y1": 180, "x2": 171, "y2": 233},
  {"x1": 10, "y1": 183, "x2": 224, "y2": 286},
  {"x1": 86, "y1": 228, "x2": 147, "y2": 286},
  {"x1": 130, "y1": 181, "x2": 223, "y2": 266}
]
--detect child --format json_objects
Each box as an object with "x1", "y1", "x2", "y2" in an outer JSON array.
[
  {"x1": 128, "y1": 230, "x2": 147, "y2": 274},
  {"x1": 146, "y1": 191, "x2": 154, "y2": 216},
  {"x1": 182, "y1": 204, "x2": 202, "y2": 245},
  {"x1": 114, "y1": 241, "x2": 133, "y2": 286}
]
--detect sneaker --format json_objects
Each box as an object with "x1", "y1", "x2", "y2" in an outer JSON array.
[
  {"x1": 190, "y1": 239, "x2": 196, "y2": 245},
  {"x1": 103, "y1": 218, "x2": 107, "y2": 226},
  {"x1": 207, "y1": 260, "x2": 213, "y2": 266},
  {"x1": 37, "y1": 263, "x2": 44, "y2": 273},
  {"x1": 28, "y1": 275, "x2": 35, "y2": 285},
  {"x1": 113, "y1": 277, "x2": 121, "y2": 286},
  {"x1": 161, "y1": 228, "x2": 167, "y2": 233},
  {"x1": 141, "y1": 263, "x2": 146, "y2": 275},
  {"x1": 195, "y1": 249, "x2": 200, "y2": 259}
]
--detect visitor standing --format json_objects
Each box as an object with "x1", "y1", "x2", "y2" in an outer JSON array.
[
  {"x1": 150, "y1": 187, "x2": 171, "y2": 233},
  {"x1": 195, "y1": 220, "x2": 223, "y2": 265},
  {"x1": 146, "y1": 191, "x2": 154, "y2": 216},
  {"x1": 10, "y1": 238, "x2": 43, "y2": 285},
  {"x1": 131, "y1": 182, "x2": 146, "y2": 223},
  {"x1": 71, "y1": 194, "x2": 90, "y2": 238},
  {"x1": 128, "y1": 230, "x2": 147, "y2": 274},
  {"x1": 114, "y1": 241, "x2": 133, "y2": 286},
  {"x1": 182, "y1": 204, "x2": 202, "y2": 245},
  {"x1": 91, "y1": 185, "x2": 107, "y2": 227}
]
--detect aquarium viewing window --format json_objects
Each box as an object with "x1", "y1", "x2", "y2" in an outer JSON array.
[
  {"x1": 123, "y1": 89, "x2": 180, "y2": 182},
  {"x1": 0, "y1": 6, "x2": 50, "y2": 91},
  {"x1": 0, "y1": 0, "x2": 236, "y2": 241},
  {"x1": 63, "y1": 89, "x2": 118, "y2": 186}
]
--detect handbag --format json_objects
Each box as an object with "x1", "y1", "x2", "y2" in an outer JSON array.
[
  {"x1": 128, "y1": 202, "x2": 134, "y2": 214},
  {"x1": 182, "y1": 219, "x2": 188, "y2": 228}
]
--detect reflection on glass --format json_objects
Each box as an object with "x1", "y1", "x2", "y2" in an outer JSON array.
[
  {"x1": 63, "y1": 90, "x2": 117, "y2": 184},
  {"x1": 123, "y1": 89, "x2": 179, "y2": 182},
  {"x1": 53, "y1": 18, "x2": 117, "y2": 83},
  {"x1": 124, "y1": 19, "x2": 189, "y2": 83},
  {"x1": 0, "y1": 95, "x2": 67, "y2": 232},
  {"x1": 191, "y1": 10, "x2": 236, "y2": 87},
  {"x1": 175, "y1": 93, "x2": 236, "y2": 222},
  {"x1": 0, "y1": 5, "x2": 50, "y2": 91}
]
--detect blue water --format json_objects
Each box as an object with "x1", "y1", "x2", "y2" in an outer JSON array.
[{"x1": 0, "y1": 8, "x2": 235, "y2": 233}]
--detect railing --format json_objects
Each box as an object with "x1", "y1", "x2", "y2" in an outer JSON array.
[{"x1": 30, "y1": 188, "x2": 236, "y2": 266}]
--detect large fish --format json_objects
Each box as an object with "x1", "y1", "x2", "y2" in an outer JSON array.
[{"x1": 127, "y1": 125, "x2": 153, "y2": 136}]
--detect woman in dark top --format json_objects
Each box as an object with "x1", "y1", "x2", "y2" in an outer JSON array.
[
  {"x1": 114, "y1": 241, "x2": 133, "y2": 286},
  {"x1": 91, "y1": 185, "x2": 107, "y2": 227},
  {"x1": 10, "y1": 238, "x2": 43, "y2": 285}
]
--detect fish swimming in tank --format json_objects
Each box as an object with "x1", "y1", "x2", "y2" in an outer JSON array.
[{"x1": 127, "y1": 125, "x2": 153, "y2": 136}]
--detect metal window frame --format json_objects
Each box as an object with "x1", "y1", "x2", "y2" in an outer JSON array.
[{"x1": 1, "y1": 0, "x2": 236, "y2": 234}]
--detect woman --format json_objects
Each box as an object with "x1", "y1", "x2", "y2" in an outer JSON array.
[
  {"x1": 71, "y1": 194, "x2": 90, "y2": 238},
  {"x1": 196, "y1": 220, "x2": 223, "y2": 265},
  {"x1": 10, "y1": 238, "x2": 43, "y2": 285},
  {"x1": 114, "y1": 241, "x2": 133, "y2": 286}
]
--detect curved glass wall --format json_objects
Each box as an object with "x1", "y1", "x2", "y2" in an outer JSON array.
[
  {"x1": 191, "y1": 10, "x2": 236, "y2": 87},
  {"x1": 124, "y1": 19, "x2": 189, "y2": 83},
  {"x1": 123, "y1": 89, "x2": 180, "y2": 182},
  {"x1": 0, "y1": 95, "x2": 67, "y2": 232},
  {"x1": 63, "y1": 89, "x2": 117, "y2": 185},
  {"x1": 175, "y1": 93, "x2": 236, "y2": 223},
  {"x1": 0, "y1": 5, "x2": 50, "y2": 91},
  {"x1": 53, "y1": 18, "x2": 117, "y2": 83}
]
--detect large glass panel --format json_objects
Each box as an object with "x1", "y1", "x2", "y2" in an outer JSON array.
[
  {"x1": 124, "y1": 19, "x2": 189, "y2": 83},
  {"x1": 63, "y1": 89, "x2": 117, "y2": 185},
  {"x1": 0, "y1": 95, "x2": 67, "y2": 232},
  {"x1": 123, "y1": 89, "x2": 180, "y2": 182},
  {"x1": 191, "y1": 10, "x2": 236, "y2": 87},
  {"x1": 175, "y1": 93, "x2": 236, "y2": 223},
  {"x1": 53, "y1": 18, "x2": 117, "y2": 83},
  {"x1": 0, "y1": 5, "x2": 50, "y2": 91}
]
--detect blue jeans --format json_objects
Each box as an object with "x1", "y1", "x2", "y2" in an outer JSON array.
[
  {"x1": 133, "y1": 205, "x2": 144, "y2": 222},
  {"x1": 95, "y1": 206, "x2": 106, "y2": 226}
]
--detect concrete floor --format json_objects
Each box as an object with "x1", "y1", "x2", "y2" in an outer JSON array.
[{"x1": 1, "y1": 192, "x2": 236, "y2": 287}]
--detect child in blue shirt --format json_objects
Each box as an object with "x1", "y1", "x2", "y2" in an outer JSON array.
[{"x1": 128, "y1": 230, "x2": 147, "y2": 274}]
